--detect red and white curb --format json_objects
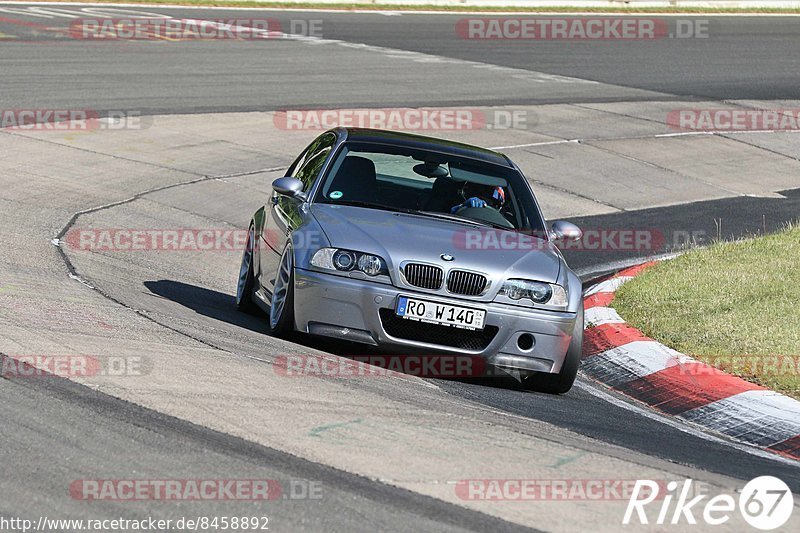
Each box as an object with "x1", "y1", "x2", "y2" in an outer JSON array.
[{"x1": 581, "y1": 261, "x2": 800, "y2": 461}]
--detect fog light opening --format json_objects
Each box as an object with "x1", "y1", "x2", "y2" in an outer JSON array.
[{"x1": 517, "y1": 333, "x2": 535, "y2": 352}]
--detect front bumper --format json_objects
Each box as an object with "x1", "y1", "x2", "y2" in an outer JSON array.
[{"x1": 293, "y1": 268, "x2": 577, "y2": 374}]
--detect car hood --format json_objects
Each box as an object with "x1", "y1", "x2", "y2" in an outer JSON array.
[{"x1": 310, "y1": 204, "x2": 562, "y2": 284}]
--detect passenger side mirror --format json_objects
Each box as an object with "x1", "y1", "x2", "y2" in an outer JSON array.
[
  {"x1": 272, "y1": 177, "x2": 305, "y2": 199},
  {"x1": 550, "y1": 221, "x2": 582, "y2": 242}
]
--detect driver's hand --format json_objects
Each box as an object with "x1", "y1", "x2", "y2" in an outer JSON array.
[{"x1": 450, "y1": 197, "x2": 486, "y2": 213}]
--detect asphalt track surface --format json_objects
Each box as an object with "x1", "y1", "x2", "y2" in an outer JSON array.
[
  {"x1": 1, "y1": 9, "x2": 800, "y2": 111},
  {"x1": 0, "y1": 353, "x2": 535, "y2": 532},
  {"x1": 1, "y1": 4, "x2": 800, "y2": 531}
]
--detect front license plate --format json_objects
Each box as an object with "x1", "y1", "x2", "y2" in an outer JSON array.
[{"x1": 395, "y1": 296, "x2": 486, "y2": 331}]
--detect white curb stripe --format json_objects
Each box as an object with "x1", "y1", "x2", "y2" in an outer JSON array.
[
  {"x1": 583, "y1": 276, "x2": 632, "y2": 297},
  {"x1": 585, "y1": 306, "x2": 624, "y2": 326},
  {"x1": 679, "y1": 390, "x2": 800, "y2": 447},
  {"x1": 582, "y1": 340, "x2": 689, "y2": 388}
]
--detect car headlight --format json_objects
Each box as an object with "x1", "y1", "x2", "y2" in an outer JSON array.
[
  {"x1": 357, "y1": 254, "x2": 384, "y2": 276},
  {"x1": 311, "y1": 248, "x2": 388, "y2": 276},
  {"x1": 498, "y1": 279, "x2": 568, "y2": 308},
  {"x1": 333, "y1": 250, "x2": 356, "y2": 271}
]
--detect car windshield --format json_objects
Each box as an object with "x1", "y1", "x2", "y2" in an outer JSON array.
[{"x1": 315, "y1": 141, "x2": 546, "y2": 233}]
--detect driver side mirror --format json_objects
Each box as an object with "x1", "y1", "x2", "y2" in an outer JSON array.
[
  {"x1": 272, "y1": 177, "x2": 306, "y2": 200},
  {"x1": 550, "y1": 221, "x2": 582, "y2": 242}
]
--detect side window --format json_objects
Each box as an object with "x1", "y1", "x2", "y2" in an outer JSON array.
[
  {"x1": 295, "y1": 151, "x2": 329, "y2": 192},
  {"x1": 290, "y1": 132, "x2": 337, "y2": 191}
]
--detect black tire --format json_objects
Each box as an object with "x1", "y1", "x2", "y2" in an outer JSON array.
[
  {"x1": 236, "y1": 225, "x2": 259, "y2": 314},
  {"x1": 521, "y1": 304, "x2": 583, "y2": 394},
  {"x1": 267, "y1": 244, "x2": 296, "y2": 338}
]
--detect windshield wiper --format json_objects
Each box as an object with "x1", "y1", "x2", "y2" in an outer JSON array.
[
  {"x1": 323, "y1": 200, "x2": 416, "y2": 214},
  {"x1": 323, "y1": 201, "x2": 515, "y2": 231},
  {"x1": 416, "y1": 211, "x2": 514, "y2": 231}
]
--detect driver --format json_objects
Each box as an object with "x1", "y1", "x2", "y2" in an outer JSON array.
[{"x1": 450, "y1": 183, "x2": 506, "y2": 214}]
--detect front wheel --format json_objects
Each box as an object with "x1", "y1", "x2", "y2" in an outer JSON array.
[
  {"x1": 236, "y1": 225, "x2": 259, "y2": 313},
  {"x1": 521, "y1": 305, "x2": 583, "y2": 394},
  {"x1": 268, "y1": 244, "x2": 295, "y2": 337}
]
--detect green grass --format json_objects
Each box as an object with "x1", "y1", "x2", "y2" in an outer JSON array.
[
  {"x1": 24, "y1": 0, "x2": 800, "y2": 14},
  {"x1": 613, "y1": 225, "x2": 800, "y2": 398}
]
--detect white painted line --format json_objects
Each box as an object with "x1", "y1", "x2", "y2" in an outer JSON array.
[
  {"x1": 661, "y1": 128, "x2": 800, "y2": 137},
  {"x1": 654, "y1": 131, "x2": 715, "y2": 138},
  {"x1": 501, "y1": 128, "x2": 800, "y2": 153},
  {"x1": 6, "y1": 2, "x2": 800, "y2": 16},
  {"x1": 490, "y1": 138, "x2": 578, "y2": 150},
  {"x1": 743, "y1": 191, "x2": 788, "y2": 199}
]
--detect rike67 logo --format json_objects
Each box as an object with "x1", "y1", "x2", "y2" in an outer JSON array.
[{"x1": 624, "y1": 477, "x2": 793, "y2": 530}]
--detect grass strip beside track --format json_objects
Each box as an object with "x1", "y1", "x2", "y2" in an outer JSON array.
[
  {"x1": 17, "y1": 1, "x2": 800, "y2": 14},
  {"x1": 613, "y1": 225, "x2": 800, "y2": 399}
]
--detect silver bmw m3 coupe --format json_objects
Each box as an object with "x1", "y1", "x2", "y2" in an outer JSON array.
[{"x1": 237, "y1": 128, "x2": 584, "y2": 393}]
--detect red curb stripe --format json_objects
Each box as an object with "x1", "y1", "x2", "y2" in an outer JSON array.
[
  {"x1": 583, "y1": 322, "x2": 652, "y2": 357},
  {"x1": 616, "y1": 261, "x2": 657, "y2": 279},
  {"x1": 584, "y1": 292, "x2": 615, "y2": 310},
  {"x1": 767, "y1": 435, "x2": 800, "y2": 461},
  {"x1": 0, "y1": 17, "x2": 53, "y2": 30},
  {"x1": 615, "y1": 363, "x2": 765, "y2": 415}
]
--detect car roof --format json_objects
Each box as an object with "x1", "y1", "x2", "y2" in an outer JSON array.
[{"x1": 333, "y1": 127, "x2": 513, "y2": 168}]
